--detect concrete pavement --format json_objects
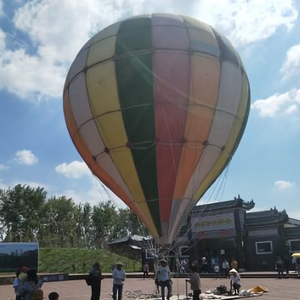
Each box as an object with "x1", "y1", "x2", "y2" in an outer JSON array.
[{"x1": 0, "y1": 277, "x2": 299, "y2": 300}]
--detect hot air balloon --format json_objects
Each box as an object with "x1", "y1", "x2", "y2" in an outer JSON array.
[{"x1": 63, "y1": 13, "x2": 250, "y2": 245}]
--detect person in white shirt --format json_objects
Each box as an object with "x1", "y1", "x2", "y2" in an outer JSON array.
[
  {"x1": 112, "y1": 262, "x2": 126, "y2": 300},
  {"x1": 229, "y1": 269, "x2": 241, "y2": 295},
  {"x1": 157, "y1": 259, "x2": 171, "y2": 300},
  {"x1": 222, "y1": 258, "x2": 230, "y2": 278}
]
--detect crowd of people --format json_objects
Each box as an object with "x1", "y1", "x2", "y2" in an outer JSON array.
[
  {"x1": 12, "y1": 254, "x2": 299, "y2": 300},
  {"x1": 275, "y1": 255, "x2": 300, "y2": 278},
  {"x1": 179, "y1": 256, "x2": 236, "y2": 277},
  {"x1": 12, "y1": 266, "x2": 58, "y2": 300},
  {"x1": 154, "y1": 257, "x2": 241, "y2": 299}
]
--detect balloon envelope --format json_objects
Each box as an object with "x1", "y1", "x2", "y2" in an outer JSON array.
[{"x1": 63, "y1": 13, "x2": 250, "y2": 245}]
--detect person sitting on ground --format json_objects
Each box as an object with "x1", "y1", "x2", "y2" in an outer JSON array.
[
  {"x1": 187, "y1": 265, "x2": 201, "y2": 300},
  {"x1": 229, "y1": 269, "x2": 241, "y2": 295},
  {"x1": 49, "y1": 292, "x2": 59, "y2": 300}
]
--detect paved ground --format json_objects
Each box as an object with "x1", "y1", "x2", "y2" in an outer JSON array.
[{"x1": 0, "y1": 277, "x2": 298, "y2": 300}]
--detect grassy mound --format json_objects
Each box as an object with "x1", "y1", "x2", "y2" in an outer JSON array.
[{"x1": 39, "y1": 248, "x2": 141, "y2": 273}]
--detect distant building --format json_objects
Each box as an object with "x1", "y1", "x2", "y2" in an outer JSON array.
[
  {"x1": 107, "y1": 235, "x2": 154, "y2": 271},
  {"x1": 179, "y1": 196, "x2": 300, "y2": 271},
  {"x1": 108, "y1": 197, "x2": 300, "y2": 272}
]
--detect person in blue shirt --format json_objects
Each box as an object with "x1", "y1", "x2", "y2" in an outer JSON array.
[{"x1": 112, "y1": 262, "x2": 126, "y2": 300}]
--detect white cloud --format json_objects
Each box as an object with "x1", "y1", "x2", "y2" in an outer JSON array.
[
  {"x1": 289, "y1": 210, "x2": 300, "y2": 220},
  {"x1": 0, "y1": 164, "x2": 8, "y2": 170},
  {"x1": 55, "y1": 160, "x2": 91, "y2": 179},
  {"x1": 12, "y1": 180, "x2": 50, "y2": 190},
  {"x1": 0, "y1": 29, "x2": 5, "y2": 50},
  {"x1": 0, "y1": 179, "x2": 49, "y2": 190},
  {"x1": 0, "y1": 0, "x2": 297, "y2": 101},
  {"x1": 0, "y1": 0, "x2": 3, "y2": 17},
  {"x1": 57, "y1": 177, "x2": 126, "y2": 207},
  {"x1": 249, "y1": 206, "x2": 269, "y2": 213},
  {"x1": 281, "y1": 44, "x2": 300, "y2": 80},
  {"x1": 197, "y1": 0, "x2": 298, "y2": 47},
  {"x1": 251, "y1": 88, "x2": 300, "y2": 117},
  {"x1": 274, "y1": 180, "x2": 295, "y2": 190},
  {"x1": 14, "y1": 150, "x2": 38, "y2": 165}
]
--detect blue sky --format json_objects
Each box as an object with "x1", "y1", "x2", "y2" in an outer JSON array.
[{"x1": 0, "y1": 0, "x2": 299, "y2": 219}]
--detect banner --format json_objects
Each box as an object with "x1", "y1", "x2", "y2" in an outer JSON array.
[
  {"x1": 191, "y1": 212, "x2": 235, "y2": 233},
  {"x1": 0, "y1": 242, "x2": 39, "y2": 272}
]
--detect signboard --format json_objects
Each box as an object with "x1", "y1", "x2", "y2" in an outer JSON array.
[
  {"x1": 193, "y1": 228, "x2": 236, "y2": 240},
  {"x1": 191, "y1": 212, "x2": 235, "y2": 237},
  {"x1": 0, "y1": 242, "x2": 39, "y2": 272}
]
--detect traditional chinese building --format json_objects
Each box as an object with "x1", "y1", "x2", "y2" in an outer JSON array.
[
  {"x1": 108, "y1": 197, "x2": 300, "y2": 272},
  {"x1": 180, "y1": 197, "x2": 300, "y2": 271},
  {"x1": 180, "y1": 196, "x2": 254, "y2": 270}
]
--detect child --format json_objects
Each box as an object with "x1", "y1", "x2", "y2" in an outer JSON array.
[
  {"x1": 187, "y1": 266, "x2": 201, "y2": 300},
  {"x1": 49, "y1": 292, "x2": 59, "y2": 300},
  {"x1": 13, "y1": 269, "x2": 21, "y2": 300},
  {"x1": 17, "y1": 267, "x2": 29, "y2": 298},
  {"x1": 229, "y1": 269, "x2": 241, "y2": 295}
]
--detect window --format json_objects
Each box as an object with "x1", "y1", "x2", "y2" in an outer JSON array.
[
  {"x1": 179, "y1": 246, "x2": 189, "y2": 257},
  {"x1": 255, "y1": 241, "x2": 273, "y2": 254},
  {"x1": 288, "y1": 240, "x2": 300, "y2": 252},
  {"x1": 145, "y1": 249, "x2": 155, "y2": 259}
]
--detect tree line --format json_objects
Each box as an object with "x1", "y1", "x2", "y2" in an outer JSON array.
[{"x1": 0, "y1": 184, "x2": 148, "y2": 248}]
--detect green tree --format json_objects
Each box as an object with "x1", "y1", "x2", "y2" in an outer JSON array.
[
  {"x1": 39, "y1": 196, "x2": 78, "y2": 247},
  {"x1": 92, "y1": 201, "x2": 117, "y2": 247},
  {"x1": 74, "y1": 203, "x2": 93, "y2": 248},
  {"x1": 0, "y1": 185, "x2": 46, "y2": 242}
]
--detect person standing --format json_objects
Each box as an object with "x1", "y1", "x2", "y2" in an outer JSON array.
[
  {"x1": 13, "y1": 269, "x2": 21, "y2": 300},
  {"x1": 187, "y1": 266, "x2": 201, "y2": 300},
  {"x1": 112, "y1": 262, "x2": 126, "y2": 300},
  {"x1": 157, "y1": 259, "x2": 171, "y2": 300},
  {"x1": 89, "y1": 262, "x2": 104, "y2": 300},
  {"x1": 153, "y1": 255, "x2": 159, "y2": 278},
  {"x1": 230, "y1": 258, "x2": 238, "y2": 271},
  {"x1": 296, "y1": 257, "x2": 300, "y2": 275},
  {"x1": 154, "y1": 261, "x2": 161, "y2": 294},
  {"x1": 292, "y1": 256, "x2": 297, "y2": 272},
  {"x1": 222, "y1": 259, "x2": 230, "y2": 278},
  {"x1": 143, "y1": 263, "x2": 149, "y2": 279},
  {"x1": 201, "y1": 257, "x2": 208, "y2": 274},
  {"x1": 20, "y1": 269, "x2": 44, "y2": 300},
  {"x1": 283, "y1": 256, "x2": 290, "y2": 276},
  {"x1": 275, "y1": 257, "x2": 284, "y2": 279}
]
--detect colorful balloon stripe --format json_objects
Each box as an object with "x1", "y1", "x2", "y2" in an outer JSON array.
[{"x1": 63, "y1": 13, "x2": 251, "y2": 245}]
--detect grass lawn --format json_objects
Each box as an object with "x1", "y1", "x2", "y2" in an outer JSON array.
[
  {"x1": 39, "y1": 248, "x2": 141, "y2": 273},
  {"x1": 0, "y1": 248, "x2": 141, "y2": 275}
]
